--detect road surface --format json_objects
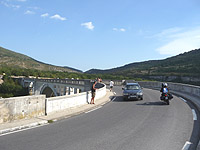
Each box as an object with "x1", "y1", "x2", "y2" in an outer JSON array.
[{"x1": 0, "y1": 86, "x2": 199, "y2": 150}]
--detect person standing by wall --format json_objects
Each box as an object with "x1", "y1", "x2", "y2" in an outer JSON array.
[{"x1": 91, "y1": 80, "x2": 97, "y2": 104}]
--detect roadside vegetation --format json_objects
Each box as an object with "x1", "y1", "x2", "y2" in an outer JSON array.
[
  {"x1": 0, "y1": 75, "x2": 29, "y2": 98},
  {"x1": 0, "y1": 66, "x2": 135, "y2": 81}
]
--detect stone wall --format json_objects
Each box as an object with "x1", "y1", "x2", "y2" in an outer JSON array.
[
  {"x1": 0, "y1": 83, "x2": 107, "y2": 123},
  {"x1": 137, "y1": 81, "x2": 200, "y2": 98},
  {"x1": 46, "y1": 84, "x2": 107, "y2": 115},
  {"x1": 103, "y1": 80, "x2": 200, "y2": 98},
  {"x1": 0, "y1": 95, "x2": 46, "y2": 123}
]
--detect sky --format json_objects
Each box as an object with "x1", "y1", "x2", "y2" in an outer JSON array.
[{"x1": 1, "y1": 0, "x2": 200, "y2": 72}]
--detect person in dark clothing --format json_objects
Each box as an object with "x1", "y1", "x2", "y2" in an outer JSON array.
[
  {"x1": 160, "y1": 83, "x2": 173, "y2": 99},
  {"x1": 91, "y1": 81, "x2": 97, "y2": 104}
]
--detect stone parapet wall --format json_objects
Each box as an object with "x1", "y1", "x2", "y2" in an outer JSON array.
[
  {"x1": 0, "y1": 83, "x2": 107, "y2": 123},
  {"x1": 103, "y1": 80, "x2": 200, "y2": 98},
  {"x1": 137, "y1": 81, "x2": 200, "y2": 98},
  {"x1": 0, "y1": 95, "x2": 46, "y2": 123},
  {"x1": 46, "y1": 84, "x2": 107, "y2": 115}
]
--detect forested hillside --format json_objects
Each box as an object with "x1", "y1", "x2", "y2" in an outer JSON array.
[
  {"x1": 0, "y1": 47, "x2": 81, "y2": 73},
  {"x1": 86, "y1": 49, "x2": 200, "y2": 77}
]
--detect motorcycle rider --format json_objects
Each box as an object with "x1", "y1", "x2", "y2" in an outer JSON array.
[
  {"x1": 160, "y1": 83, "x2": 173, "y2": 100},
  {"x1": 163, "y1": 83, "x2": 169, "y2": 93}
]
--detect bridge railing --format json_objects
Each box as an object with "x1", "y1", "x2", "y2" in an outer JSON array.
[{"x1": 36, "y1": 78, "x2": 91, "y2": 86}]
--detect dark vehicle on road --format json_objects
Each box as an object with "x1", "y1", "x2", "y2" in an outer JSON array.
[
  {"x1": 122, "y1": 82, "x2": 143, "y2": 100},
  {"x1": 160, "y1": 93, "x2": 170, "y2": 105}
]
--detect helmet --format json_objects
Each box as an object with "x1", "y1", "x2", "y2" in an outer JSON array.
[{"x1": 164, "y1": 83, "x2": 168, "y2": 87}]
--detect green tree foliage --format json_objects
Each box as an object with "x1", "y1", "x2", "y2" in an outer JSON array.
[
  {"x1": 0, "y1": 76, "x2": 29, "y2": 98},
  {"x1": 0, "y1": 66, "x2": 133, "y2": 81}
]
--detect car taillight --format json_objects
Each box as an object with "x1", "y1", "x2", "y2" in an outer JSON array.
[{"x1": 165, "y1": 94, "x2": 167, "y2": 96}]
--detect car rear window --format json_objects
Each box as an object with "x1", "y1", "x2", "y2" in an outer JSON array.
[{"x1": 126, "y1": 85, "x2": 140, "y2": 90}]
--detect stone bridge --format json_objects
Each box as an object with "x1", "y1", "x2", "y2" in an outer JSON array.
[{"x1": 20, "y1": 78, "x2": 92, "y2": 98}]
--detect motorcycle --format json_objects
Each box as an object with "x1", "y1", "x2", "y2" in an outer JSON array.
[{"x1": 160, "y1": 93, "x2": 172, "y2": 105}]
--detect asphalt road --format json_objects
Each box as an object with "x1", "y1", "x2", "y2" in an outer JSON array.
[{"x1": 0, "y1": 86, "x2": 199, "y2": 150}]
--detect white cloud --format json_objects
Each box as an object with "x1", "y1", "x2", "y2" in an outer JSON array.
[
  {"x1": 156, "y1": 27, "x2": 200, "y2": 55},
  {"x1": 41, "y1": 13, "x2": 49, "y2": 18},
  {"x1": 113, "y1": 28, "x2": 126, "y2": 32},
  {"x1": 120, "y1": 28, "x2": 126, "y2": 32},
  {"x1": 157, "y1": 38, "x2": 200, "y2": 55},
  {"x1": 81, "y1": 22, "x2": 94, "y2": 30},
  {"x1": 1, "y1": 1, "x2": 20, "y2": 9},
  {"x1": 24, "y1": 10, "x2": 35, "y2": 15},
  {"x1": 1, "y1": 1, "x2": 8, "y2": 7},
  {"x1": 13, "y1": 4, "x2": 20, "y2": 9},
  {"x1": 50, "y1": 14, "x2": 66, "y2": 21}
]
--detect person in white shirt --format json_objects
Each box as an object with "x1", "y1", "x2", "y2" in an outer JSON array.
[{"x1": 110, "y1": 80, "x2": 114, "y2": 92}]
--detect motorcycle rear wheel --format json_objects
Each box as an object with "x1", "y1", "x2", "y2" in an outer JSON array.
[{"x1": 166, "y1": 100, "x2": 170, "y2": 105}]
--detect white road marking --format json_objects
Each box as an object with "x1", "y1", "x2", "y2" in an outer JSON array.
[
  {"x1": 114, "y1": 92, "x2": 116, "y2": 95},
  {"x1": 85, "y1": 106, "x2": 102, "y2": 114},
  {"x1": 198, "y1": 140, "x2": 200, "y2": 149},
  {"x1": 179, "y1": 97, "x2": 187, "y2": 103},
  {"x1": 0, "y1": 123, "x2": 49, "y2": 137},
  {"x1": 192, "y1": 109, "x2": 197, "y2": 120},
  {"x1": 112, "y1": 97, "x2": 116, "y2": 102},
  {"x1": 182, "y1": 141, "x2": 192, "y2": 150},
  {"x1": 179, "y1": 98, "x2": 197, "y2": 120}
]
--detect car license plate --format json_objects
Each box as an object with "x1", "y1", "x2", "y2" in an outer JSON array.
[{"x1": 130, "y1": 95, "x2": 136, "y2": 98}]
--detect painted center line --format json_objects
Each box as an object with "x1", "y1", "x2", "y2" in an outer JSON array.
[
  {"x1": 182, "y1": 141, "x2": 192, "y2": 150},
  {"x1": 179, "y1": 97, "x2": 187, "y2": 103},
  {"x1": 192, "y1": 109, "x2": 197, "y2": 120}
]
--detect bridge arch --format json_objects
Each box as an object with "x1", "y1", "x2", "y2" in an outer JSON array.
[{"x1": 40, "y1": 84, "x2": 57, "y2": 98}]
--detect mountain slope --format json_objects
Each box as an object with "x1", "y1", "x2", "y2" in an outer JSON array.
[
  {"x1": 86, "y1": 49, "x2": 200, "y2": 77},
  {"x1": 0, "y1": 46, "x2": 82, "y2": 73}
]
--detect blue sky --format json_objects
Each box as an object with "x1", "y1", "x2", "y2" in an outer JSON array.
[{"x1": 1, "y1": 0, "x2": 200, "y2": 71}]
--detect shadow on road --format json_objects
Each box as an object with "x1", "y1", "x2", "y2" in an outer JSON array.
[
  {"x1": 112, "y1": 96, "x2": 141, "y2": 102},
  {"x1": 137, "y1": 101, "x2": 167, "y2": 106}
]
